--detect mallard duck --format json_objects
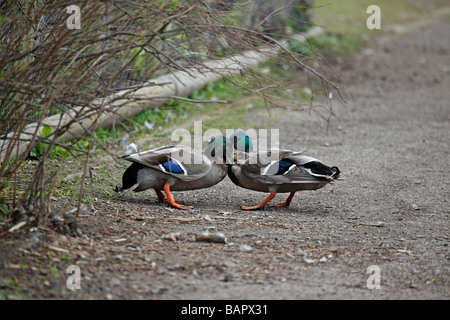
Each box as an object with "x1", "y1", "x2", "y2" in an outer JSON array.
[
  {"x1": 115, "y1": 135, "x2": 233, "y2": 210},
  {"x1": 228, "y1": 131, "x2": 340, "y2": 210}
]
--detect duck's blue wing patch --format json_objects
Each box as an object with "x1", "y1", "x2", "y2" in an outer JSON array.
[
  {"x1": 275, "y1": 160, "x2": 296, "y2": 175},
  {"x1": 161, "y1": 160, "x2": 184, "y2": 174}
]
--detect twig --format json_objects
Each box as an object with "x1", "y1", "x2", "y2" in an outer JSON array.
[{"x1": 345, "y1": 221, "x2": 385, "y2": 227}]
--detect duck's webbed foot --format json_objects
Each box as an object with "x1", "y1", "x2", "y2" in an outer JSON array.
[
  {"x1": 155, "y1": 189, "x2": 185, "y2": 204},
  {"x1": 270, "y1": 192, "x2": 296, "y2": 207},
  {"x1": 163, "y1": 184, "x2": 193, "y2": 210},
  {"x1": 241, "y1": 192, "x2": 276, "y2": 210}
]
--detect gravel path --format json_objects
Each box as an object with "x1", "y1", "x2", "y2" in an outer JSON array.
[{"x1": 95, "y1": 20, "x2": 449, "y2": 300}]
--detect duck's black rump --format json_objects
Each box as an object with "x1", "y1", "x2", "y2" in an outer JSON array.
[{"x1": 115, "y1": 162, "x2": 146, "y2": 192}]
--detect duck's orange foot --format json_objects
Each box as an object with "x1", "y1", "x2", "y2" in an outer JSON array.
[
  {"x1": 241, "y1": 192, "x2": 277, "y2": 211},
  {"x1": 270, "y1": 202, "x2": 290, "y2": 207},
  {"x1": 241, "y1": 204, "x2": 266, "y2": 210},
  {"x1": 269, "y1": 192, "x2": 295, "y2": 208},
  {"x1": 155, "y1": 189, "x2": 186, "y2": 205},
  {"x1": 170, "y1": 202, "x2": 194, "y2": 210},
  {"x1": 163, "y1": 184, "x2": 193, "y2": 210}
]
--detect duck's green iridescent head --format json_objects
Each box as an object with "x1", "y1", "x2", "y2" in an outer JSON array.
[
  {"x1": 229, "y1": 129, "x2": 254, "y2": 154},
  {"x1": 205, "y1": 135, "x2": 233, "y2": 164}
]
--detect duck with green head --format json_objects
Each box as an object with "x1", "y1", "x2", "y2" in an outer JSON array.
[
  {"x1": 228, "y1": 129, "x2": 340, "y2": 210},
  {"x1": 115, "y1": 135, "x2": 233, "y2": 210}
]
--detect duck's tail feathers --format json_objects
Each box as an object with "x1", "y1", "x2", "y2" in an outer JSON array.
[
  {"x1": 114, "y1": 183, "x2": 140, "y2": 194},
  {"x1": 331, "y1": 166, "x2": 340, "y2": 179}
]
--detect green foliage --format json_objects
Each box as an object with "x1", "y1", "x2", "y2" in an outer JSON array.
[
  {"x1": 158, "y1": 0, "x2": 179, "y2": 9},
  {"x1": 0, "y1": 196, "x2": 10, "y2": 217},
  {"x1": 219, "y1": 9, "x2": 243, "y2": 27},
  {"x1": 308, "y1": 33, "x2": 365, "y2": 55},
  {"x1": 288, "y1": 39, "x2": 315, "y2": 57},
  {"x1": 55, "y1": 179, "x2": 79, "y2": 199},
  {"x1": 132, "y1": 47, "x2": 145, "y2": 71},
  {"x1": 42, "y1": 125, "x2": 51, "y2": 138},
  {"x1": 29, "y1": 125, "x2": 52, "y2": 158},
  {"x1": 132, "y1": 106, "x2": 186, "y2": 129},
  {"x1": 289, "y1": 33, "x2": 365, "y2": 57},
  {"x1": 29, "y1": 125, "x2": 74, "y2": 158}
]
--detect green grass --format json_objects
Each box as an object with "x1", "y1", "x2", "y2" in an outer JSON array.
[
  {"x1": 306, "y1": 0, "x2": 450, "y2": 57},
  {"x1": 313, "y1": 0, "x2": 448, "y2": 35},
  {"x1": 289, "y1": 32, "x2": 366, "y2": 57}
]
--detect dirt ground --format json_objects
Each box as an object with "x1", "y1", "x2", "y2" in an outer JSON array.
[{"x1": 1, "y1": 19, "x2": 449, "y2": 301}]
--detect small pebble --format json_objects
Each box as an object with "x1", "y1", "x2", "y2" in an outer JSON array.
[{"x1": 239, "y1": 244, "x2": 253, "y2": 253}]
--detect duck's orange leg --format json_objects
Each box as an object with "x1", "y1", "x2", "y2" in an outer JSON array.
[
  {"x1": 163, "y1": 184, "x2": 193, "y2": 210},
  {"x1": 155, "y1": 189, "x2": 185, "y2": 204},
  {"x1": 241, "y1": 192, "x2": 277, "y2": 210},
  {"x1": 155, "y1": 189, "x2": 166, "y2": 202},
  {"x1": 271, "y1": 192, "x2": 296, "y2": 207}
]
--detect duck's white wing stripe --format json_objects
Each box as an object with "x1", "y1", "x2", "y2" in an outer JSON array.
[
  {"x1": 261, "y1": 160, "x2": 278, "y2": 175},
  {"x1": 283, "y1": 164, "x2": 297, "y2": 175}
]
